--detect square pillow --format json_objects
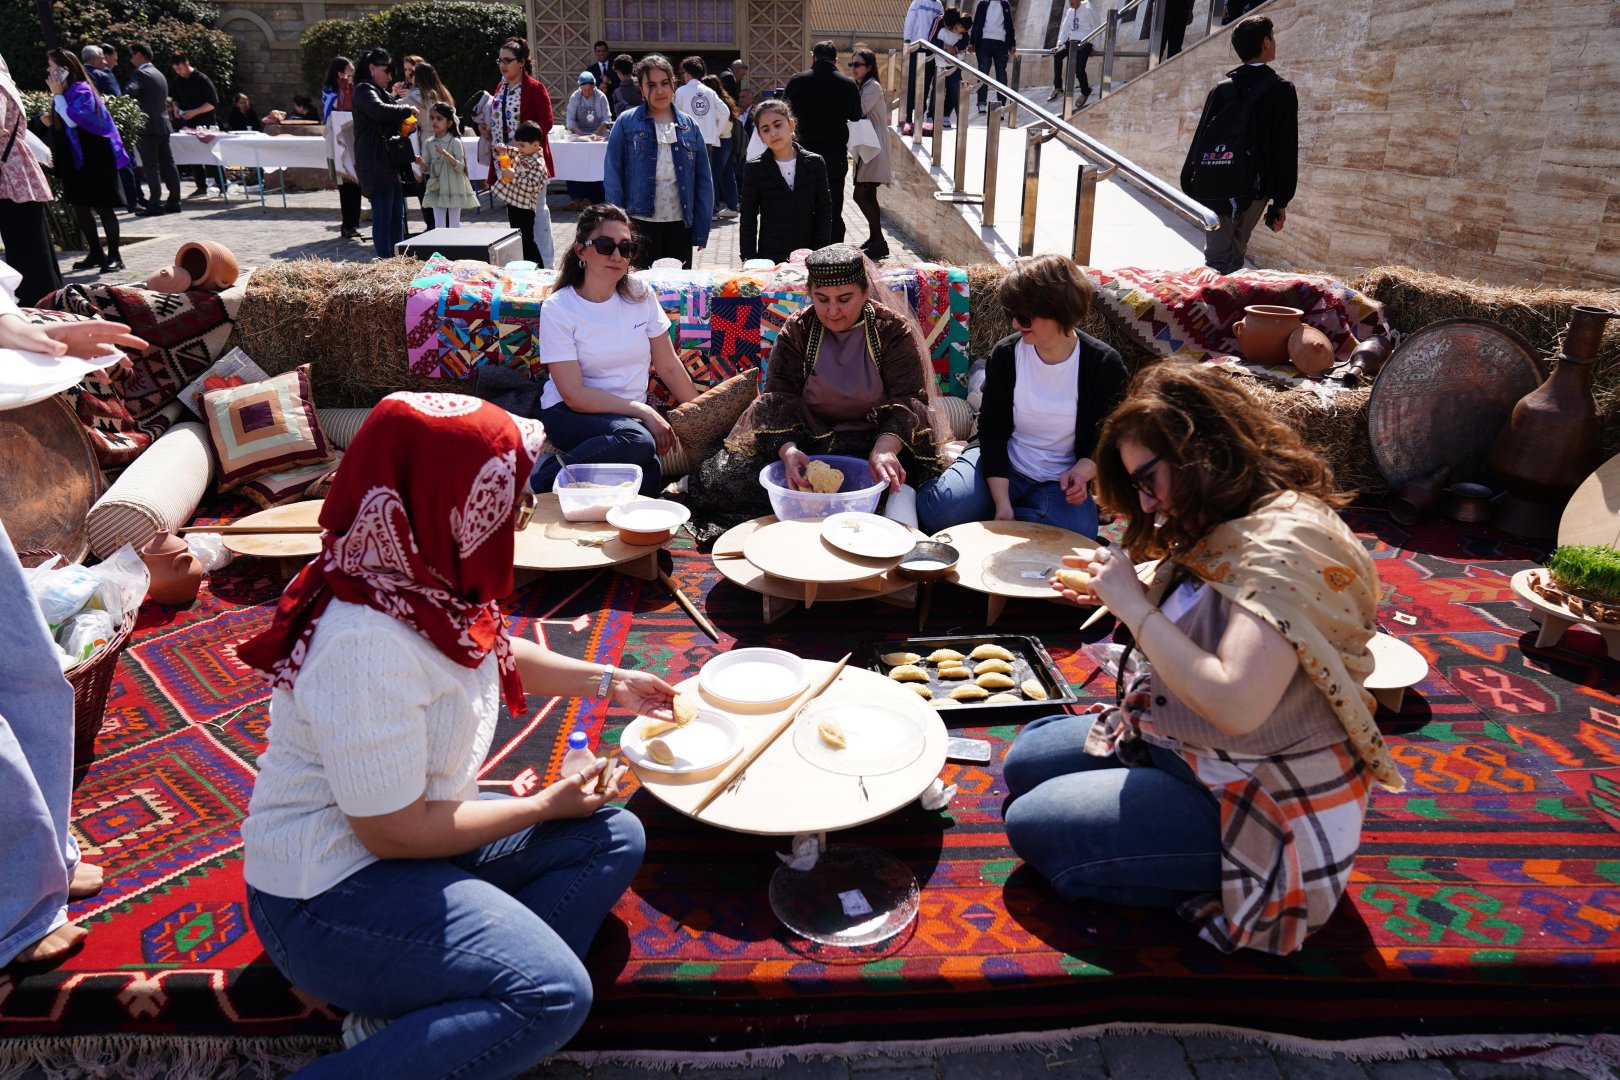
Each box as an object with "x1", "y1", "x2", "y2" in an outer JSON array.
[
  {"x1": 201, "y1": 365, "x2": 332, "y2": 491},
  {"x1": 238, "y1": 453, "x2": 343, "y2": 509},
  {"x1": 665, "y1": 371, "x2": 760, "y2": 461}
]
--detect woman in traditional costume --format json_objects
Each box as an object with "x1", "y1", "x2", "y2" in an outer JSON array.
[
  {"x1": 1004, "y1": 363, "x2": 1404, "y2": 955},
  {"x1": 689, "y1": 243, "x2": 948, "y2": 525},
  {"x1": 238, "y1": 394, "x2": 675, "y2": 1076}
]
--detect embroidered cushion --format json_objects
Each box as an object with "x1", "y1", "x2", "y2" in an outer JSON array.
[{"x1": 200, "y1": 365, "x2": 332, "y2": 490}]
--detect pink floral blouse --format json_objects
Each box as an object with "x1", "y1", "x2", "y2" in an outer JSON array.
[{"x1": 1, "y1": 82, "x2": 54, "y2": 203}]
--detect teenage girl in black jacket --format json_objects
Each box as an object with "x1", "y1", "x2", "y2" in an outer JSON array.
[{"x1": 738, "y1": 99, "x2": 832, "y2": 264}]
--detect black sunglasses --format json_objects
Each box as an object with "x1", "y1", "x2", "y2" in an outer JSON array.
[
  {"x1": 1128, "y1": 453, "x2": 1165, "y2": 495},
  {"x1": 584, "y1": 236, "x2": 638, "y2": 257}
]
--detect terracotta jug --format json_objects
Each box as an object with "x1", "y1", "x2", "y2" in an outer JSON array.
[
  {"x1": 140, "y1": 530, "x2": 204, "y2": 606},
  {"x1": 1231, "y1": 305, "x2": 1303, "y2": 365},
  {"x1": 1286, "y1": 323, "x2": 1336, "y2": 377},
  {"x1": 1488, "y1": 304, "x2": 1619, "y2": 538},
  {"x1": 174, "y1": 241, "x2": 240, "y2": 291}
]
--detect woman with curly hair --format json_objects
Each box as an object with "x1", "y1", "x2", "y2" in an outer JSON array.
[{"x1": 1004, "y1": 362, "x2": 1404, "y2": 955}]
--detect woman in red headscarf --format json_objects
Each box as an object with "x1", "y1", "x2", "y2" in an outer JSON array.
[{"x1": 237, "y1": 393, "x2": 676, "y2": 1078}]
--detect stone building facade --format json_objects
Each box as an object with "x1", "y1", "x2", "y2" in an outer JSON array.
[{"x1": 216, "y1": 1, "x2": 391, "y2": 109}]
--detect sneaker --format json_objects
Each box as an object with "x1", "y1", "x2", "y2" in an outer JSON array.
[
  {"x1": 1077, "y1": 91, "x2": 1092, "y2": 109},
  {"x1": 340, "y1": 1012, "x2": 392, "y2": 1050},
  {"x1": 975, "y1": 102, "x2": 986, "y2": 115},
  {"x1": 942, "y1": 116, "x2": 952, "y2": 129},
  {"x1": 714, "y1": 207, "x2": 738, "y2": 219},
  {"x1": 1047, "y1": 88, "x2": 1062, "y2": 102}
]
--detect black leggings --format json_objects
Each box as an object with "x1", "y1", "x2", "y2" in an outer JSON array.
[
  {"x1": 852, "y1": 182, "x2": 884, "y2": 249},
  {"x1": 630, "y1": 218, "x2": 693, "y2": 269},
  {"x1": 72, "y1": 203, "x2": 120, "y2": 261},
  {"x1": 339, "y1": 181, "x2": 362, "y2": 231},
  {"x1": 505, "y1": 205, "x2": 541, "y2": 266}
]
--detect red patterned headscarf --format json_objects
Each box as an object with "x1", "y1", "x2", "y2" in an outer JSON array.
[{"x1": 237, "y1": 393, "x2": 546, "y2": 715}]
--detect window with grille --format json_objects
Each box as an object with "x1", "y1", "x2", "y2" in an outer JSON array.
[{"x1": 603, "y1": 0, "x2": 737, "y2": 45}]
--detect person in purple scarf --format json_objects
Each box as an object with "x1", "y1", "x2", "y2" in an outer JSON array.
[{"x1": 40, "y1": 50, "x2": 129, "y2": 273}]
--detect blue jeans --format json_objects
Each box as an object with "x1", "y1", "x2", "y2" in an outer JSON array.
[
  {"x1": 368, "y1": 183, "x2": 406, "y2": 259},
  {"x1": 533, "y1": 402, "x2": 664, "y2": 497},
  {"x1": 915, "y1": 445, "x2": 1099, "y2": 537},
  {"x1": 0, "y1": 521, "x2": 80, "y2": 965},
  {"x1": 1003, "y1": 714, "x2": 1221, "y2": 907},
  {"x1": 710, "y1": 142, "x2": 738, "y2": 212},
  {"x1": 246, "y1": 805, "x2": 644, "y2": 1079}
]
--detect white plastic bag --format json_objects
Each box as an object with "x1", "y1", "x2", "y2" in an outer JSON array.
[
  {"x1": 187, "y1": 533, "x2": 233, "y2": 572},
  {"x1": 58, "y1": 609, "x2": 115, "y2": 665},
  {"x1": 27, "y1": 561, "x2": 100, "y2": 627},
  {"x1": 90, "y1": 544, "x2": 151, "y2": 623}
]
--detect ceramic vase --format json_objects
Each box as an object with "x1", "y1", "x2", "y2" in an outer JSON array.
[
  {"x1": 1232, "y1": 305, "x2": 1303, "y2": 365},
  {"x1": 1287, "y1": 323, "x2": 1336, "y2": 377},
  {"x1": 139, "y1": 530, "x2": 204, "y2": 606},
  {"x1": 174, "y1": 241, "x2": 240, "y2": 291}
]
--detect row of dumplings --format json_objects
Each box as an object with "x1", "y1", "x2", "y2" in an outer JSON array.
[{"x1": 881, "y1": 643, "x2": 1048, "y2": 705}]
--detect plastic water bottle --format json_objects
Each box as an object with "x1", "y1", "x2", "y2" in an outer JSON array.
[{"x1": 560, "y1": 731, "x2": 597, "y2": 784}]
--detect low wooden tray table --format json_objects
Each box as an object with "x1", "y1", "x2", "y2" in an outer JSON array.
[
  {"x1": 1510, "y1": 568, "x2": 1620, "y2": 660},
  {"x1": 931, "y1": 520, "x2": 1098, "y2": 625},
  {"x1": 713, "y1": 516, "x2": 919, "y2": 623}
]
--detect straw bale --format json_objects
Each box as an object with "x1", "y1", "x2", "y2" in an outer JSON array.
[{"x1": 233, "y1": 257, "x2": 434, "y2": 408}]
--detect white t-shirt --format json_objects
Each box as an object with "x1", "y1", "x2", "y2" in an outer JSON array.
[
  {"x1": 538, "y1": 282, "x2": 672, "y2": 410},
  {"x1": 776, "y1": 154, "x2": 797, "y2": 189},
  {"x1": 1006, "y1": 337, "x2": 1081, "y2": 481},
  {"x1": 241, "y1": 600, "x2": 499, "y2": 900},
  {"x1": 674, "y1": 80, "x2": 723, "y2": 146},
  {"x1": 979, "y1": 0, "x2": 1008, "y2": 42}
]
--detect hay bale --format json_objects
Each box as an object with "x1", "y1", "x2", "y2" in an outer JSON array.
[
  {"x1": 1236, "y1": 377, "x2": 1379, "y2": 495},
  {"x1": 234, "y1": 257, "x2": 435, "y2": 408}
]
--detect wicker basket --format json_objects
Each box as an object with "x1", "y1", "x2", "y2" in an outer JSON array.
[{"x1": 20, "y1": 551, "x2": 138, "y2": 779}]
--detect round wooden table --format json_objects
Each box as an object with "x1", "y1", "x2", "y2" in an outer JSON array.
[
  {"x1": 929, "y1": 520, "x2": 1098, "y2": 625},
  {"x1": 1510, "y1": 567, "x2": 1620, "y2": 660},
  {"x1": 712, "y1": 516, "x2": 919, "y2": 623},
  {"x1": 1365, "y1": 631, "x2": 1428, "y2": 711}
]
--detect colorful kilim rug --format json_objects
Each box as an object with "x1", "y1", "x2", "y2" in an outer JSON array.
[{"x1": 4, "y1": 506, "x2": 1619, "y2": 1052}]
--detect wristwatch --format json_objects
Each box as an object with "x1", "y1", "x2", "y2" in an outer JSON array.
[{"x1": 595, "y1": 665, "x2": 615, "y2": 698}]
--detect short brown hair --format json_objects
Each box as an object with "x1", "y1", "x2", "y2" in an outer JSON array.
[
  {"x1": 1093, "y1": 362, "x2": 1347, "y2": 559},
  {"x1": 995, "y1": 253, "x2": 1091, "y2": 329}
]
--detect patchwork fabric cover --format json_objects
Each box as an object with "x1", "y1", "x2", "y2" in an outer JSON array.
[
  {"x1": 199, "y1": 365, "x2": 331, "y2": 491},
  {"x1": 404, "y1": 257, "x2": 972, "y2": 402},
  {"x1": 1088, "y1": 267, "x2": 1394, "y2": 394},
  {"x1": 40, "y1": 282, "x2": 245, "y2": 467}
]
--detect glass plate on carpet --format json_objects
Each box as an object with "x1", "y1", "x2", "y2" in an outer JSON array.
[
  {"x1": 820, "y1": 512, "x2": 914, "y2": 560},
  {"x1": 699, "y1": 648, "x2": 809, "y2": 708},
  {"x1": 769, "y1": 843, "x2": 920, "y2": 947},
  {"x1": 791, "y1": 699, "x2": 925, "y2": 777},
  {"x1": 621, "y1": 710, "x2": 743, "y2": 774}
]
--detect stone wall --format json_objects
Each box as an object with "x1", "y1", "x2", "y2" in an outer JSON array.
[
  {"x1": 882, "y1": 130, "x2": 1003, "y2": 267},
  {"x1": 1072, "y1": 0, "x2": 1620, "y2": 287}
]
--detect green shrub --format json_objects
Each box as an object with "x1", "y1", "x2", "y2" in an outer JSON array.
[
  {"x1": 1547, "y1": 545, "x2": 1620, "y2": 604},
  {"x1": 299, "y1": 19, "x2": 370, "y2": 103},
  {"x1": 0, "y1": 0, "x2": 235, "y2": 91}
]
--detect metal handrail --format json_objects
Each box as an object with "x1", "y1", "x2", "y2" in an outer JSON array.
[{"x1": 901, "y1": 38, "x2": 1219, "y2": 235}]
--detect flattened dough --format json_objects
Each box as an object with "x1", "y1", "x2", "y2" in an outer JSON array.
[
  {"x1": 969, "y1": 644, "x2": 1015, "y2": 662},
  {"x1": 888, "y1": 664, "x2": 929, "y2": 683}
]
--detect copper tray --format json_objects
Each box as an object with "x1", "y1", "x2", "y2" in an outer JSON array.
[
  {"x1": 1367, "y1": 318, "x2": 1545, "y2": 492},
  {"x1": 0, "y1": 396, "x2": 102, "y2": 563}
]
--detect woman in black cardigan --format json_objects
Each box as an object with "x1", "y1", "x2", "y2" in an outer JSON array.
[
  {"x1": 917, "y1": 254, "x2": 1127, "y2": 537},
  {"x1": 351, "y1": 47, "x2": 417, "y2": 259},
  {"x1": 738, "y1": 99, "x2": 832, "y2": 264}
]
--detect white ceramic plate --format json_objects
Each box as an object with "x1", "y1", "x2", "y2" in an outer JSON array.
[
  {"x1": 699, "y1": 648, "x2": 810, "y2": 707},
  {"x1": 606, "y1": 498, "x2": 691, "y2": 534},
  {"x1": 621, "y1": 710, "x2": 744, "y2": 774},
  {"x1": 791, "y1": 698, "x2": 926, "y2": 777},
  {"x1": 820, "y1": 512, "x2": 914, "y2": 560}
]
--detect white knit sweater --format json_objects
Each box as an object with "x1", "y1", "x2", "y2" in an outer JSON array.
[{"x1": 241, "y1": 599, "x2": 499, "y2": 899}]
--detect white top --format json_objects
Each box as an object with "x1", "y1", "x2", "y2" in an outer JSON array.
[
  {"x1": 979, "y1": 0, "x2": 1008, "y2": 42},
  {"x1": 651, "y1": 121, "x2": 683, "y2": 221},
  {"x1": 776, "y1": 154, "x2": 797, "y2": 189},
  {"x1": 538, "y1": 282, "x2": 672, "y2": 410},
  {"x1": 241, "y1": 601, "x2": 500, "y2": 900},
  {"x1": 1055, "y1": 0, "x2": 1102, "y2": 46},
  {"x1": 1006, "y1": 337, "x2": 1081, "y2": 482},
  {"x1": 674, "y1": 80, "x2": 723, "y2": 146}
]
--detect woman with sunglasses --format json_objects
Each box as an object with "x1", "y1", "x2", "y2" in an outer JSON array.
[
  {"x1": 917, "y1": 253, "x2": 1125, "y2": 538},
  {"x1": 1001, "y1": 362, "x2": 1403, "y2": 955},
  {"x1": 530, "y1": 204, "x2": 700, "y2": 498},
  {"x1": 847, "y1": 46, "x2": 891, "y2": 260},
  {"x1": 483, "y1": 38, "x2": 556, "y2": 265}
]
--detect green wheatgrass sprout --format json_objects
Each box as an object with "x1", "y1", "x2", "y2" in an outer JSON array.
[{"x1": 1547, "y1": 545, "x2": 1620, "y2": 604}]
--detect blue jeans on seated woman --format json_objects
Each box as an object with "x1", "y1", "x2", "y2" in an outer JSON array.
[
  {"x1": 246, "y1": 805, "x2": 644, "y2": 1080},
  {"x1": 1003, "y1": 713, "x2": 1221, "y2": 908},
  {"x1": 915, "y1": 446, "x2": 1099, "y2": 538},
  {"x1": 532, "y1": 402, "x2": 663, "y2": 498}
]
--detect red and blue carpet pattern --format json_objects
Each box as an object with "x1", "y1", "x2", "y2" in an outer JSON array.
[{"x1": 3, "y1": 507, "x2": 1618, "y2": 1048}]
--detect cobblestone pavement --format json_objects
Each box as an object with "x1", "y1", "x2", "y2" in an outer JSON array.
[{"x1": 22, "y1": 185, "x2": 1609, "y2": 1080}]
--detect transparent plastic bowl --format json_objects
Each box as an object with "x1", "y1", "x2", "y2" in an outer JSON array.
[
  {"x1": 759, "y1": 455, "x2": 885, "y2": 521},
  {"x1": 553, "y1": 462, "x2": 642, "y2": 521}
]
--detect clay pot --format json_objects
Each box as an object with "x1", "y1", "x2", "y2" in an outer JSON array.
[
  {"x1": 146, "y1": 265, "x2": 193, "y2": 293},
  {"x1": 139, "y1": 530, "x2": 204, "y2": 606},
  {"x1": 1344, "y1": 332, "x2": 1394, "y2": 385},
  {"x1": 1287, "y1": 323, "x2": 1336, "y2": 377},
  {"x1": 174, "y1": 241, "x2": 240, "y2": 291},
  {"x1": 1443, "y1": 483, "x2": 1495, "y2": 524},
  {"x1": 1388, "y1": 465, "x2": 1451, "y2": 526},
  {"x1": 1231, "y1": 305, "x2": 1304, "y2": 365}
]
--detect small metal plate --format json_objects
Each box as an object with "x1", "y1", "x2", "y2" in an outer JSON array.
[
  {"x1": 0, "y1": 397, "x2": 103, "y2": 563},
  {"x1": 1367, "y1": 318, "x2": 1545, "y2": 492}
]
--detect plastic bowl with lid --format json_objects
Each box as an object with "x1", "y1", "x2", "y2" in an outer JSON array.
[{"x1": 758, "y1": 455, "x2": 885, "y2": 521}]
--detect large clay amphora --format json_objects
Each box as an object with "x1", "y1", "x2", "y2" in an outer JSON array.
[
  {"x1": 1488, "y1": 305, "x2": 1619, "y2": 538},
  {"x1": 1231, "y1": 305, "x2": 1303, "y2": 365}
]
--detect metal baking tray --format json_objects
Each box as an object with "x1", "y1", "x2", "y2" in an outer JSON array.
[{"x1": 858, "y1": 633, "x2": 1078, "y2": 719}]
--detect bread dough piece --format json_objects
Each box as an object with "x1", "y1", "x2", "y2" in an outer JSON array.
[
  {"x1": 949, "y1": 684, "x2": 990, "y2": 702},
  {"x1": 1055, "y1": 568, "x2": 1090, "y2": 593},
  {"x1": 817, "y1": 715, "x2": 847, "y2": 749},
  {"x1": 926, "y1": 648, "x2": 965, "y2": 664},
  {"x1": 645, "y1": 737, "x2": 677, "y2": 766},
  {"x1": 976, "y1": 672, "x2": 1016, "y2": 690},
  {"x1": 881, "y1": 651, "x2": 922, "y2": 666},
  {"x1": 673, "y1": 693, "x2": 700, "y2": 725},
  {"x1": 973, "y1": 658, "x2": 1014, "y2": 676},
  {"x1": 888, "y1": 664, "x2": 929, "y2": 683},
  {"x1": 641, "y1": 716, "x2": 679, "y2": 739},
  {"x1": 805, "y1": 460, "x2": 844, "y2": 494},
  {"x1": 937, "y1": 664, "x2": 971, "y2": 679},
  {"x1": 986, "y1": 693, "x2": 1021, "y2": 703},
  {"x1": 969, "y1": 644, "x2": 1015, "y2": 662},
  {"x1": 1021, "y1": 679, "x2": 1049, "y2": 701},
  {"x1": 907, "y1": 682, "x2": 933, "y2": 699}
]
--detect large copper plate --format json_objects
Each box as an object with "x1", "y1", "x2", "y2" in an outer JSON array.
[
  {"x1": 0, "y1": 396, "x2": 102, "y2": 562},
  {"x1": 1367, "y1": 319, "x2": 1545, "y2": 491}
]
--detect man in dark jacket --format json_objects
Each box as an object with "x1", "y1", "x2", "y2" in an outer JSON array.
[
  {"x1": 169, "y1": 54, "x2": 220, "y2": 196},
  {"x1": 1178, "y1": 15, "x2": 1296, "y2": 274},
  {"x1": 125, "y1": 42, "x2": 181, "y2": 215},
  {"x1": 969, "y1": 0, "x2": 1016, "y2": 112},
  {"x1": 783, "y1": 41, "x2": 861, "y2": 243}
]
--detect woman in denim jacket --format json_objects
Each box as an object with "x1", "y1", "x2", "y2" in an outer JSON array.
[{"x1": 604, "y1": 53, "x2": 712, "y2": 269}]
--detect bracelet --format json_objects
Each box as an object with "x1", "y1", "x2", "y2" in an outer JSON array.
[
  {"x1": 595, "y1": 665, "x2": 615, "y2": 698},
  {"x1": 1135, "y1": 607, "x2": 1165, "y2": 640}
]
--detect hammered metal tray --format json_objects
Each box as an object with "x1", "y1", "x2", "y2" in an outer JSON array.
[
  {"x1": 0, "y1": 396, "x2": 103, "y2": 563},
  {"x1": 1367, "y1": 318, "x2": 1545, "y2": 492}
]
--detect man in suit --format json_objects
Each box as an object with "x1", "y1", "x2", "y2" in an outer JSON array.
[
  {"x1": 589, "y1": 42, "x2": 616, "y2": 94},
  {"x1": 125, "y1": 42, "x2": 181, "y2": 215},
  {"x1": 719, "y1": 59, "x2": 746, "y2": 101},
  {"x1": 783, "y1": 41, "x2": 861, "y2": 243}
]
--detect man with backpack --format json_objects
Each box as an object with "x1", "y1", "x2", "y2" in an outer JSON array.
[{"x1": 1179, "y1": 16, "x2": 1297, "y2": 274}]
